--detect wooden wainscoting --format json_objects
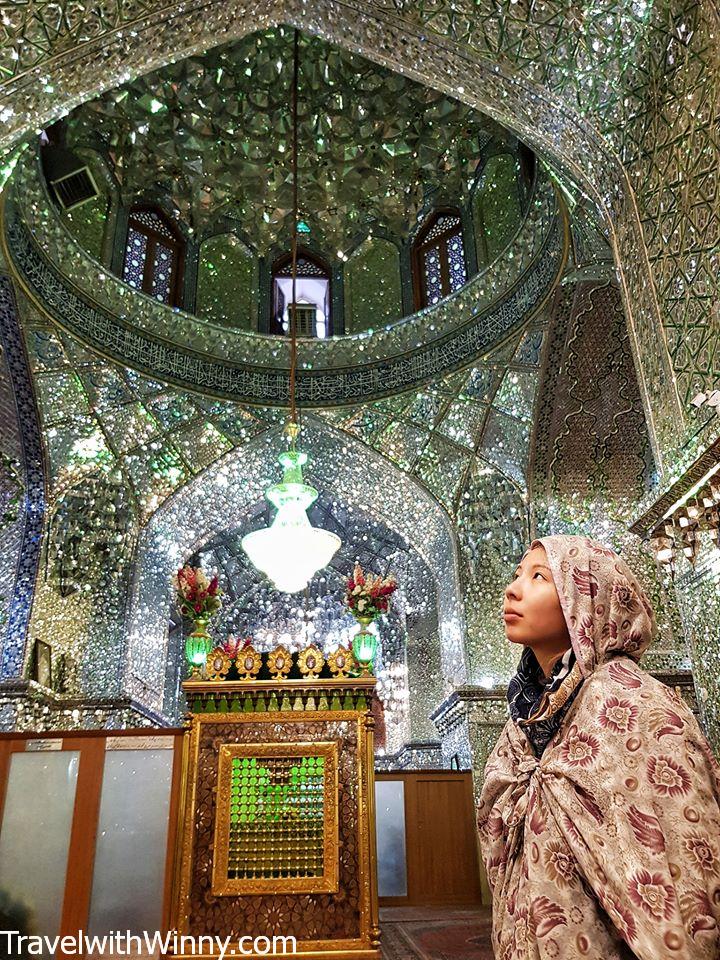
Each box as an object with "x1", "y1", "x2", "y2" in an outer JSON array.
[
  {"x1": 376, "y1": 770, "x2": 484, "y2": 907},
  {"x1": 0, "y1": 728, "x2": 185, "y2": 955}
]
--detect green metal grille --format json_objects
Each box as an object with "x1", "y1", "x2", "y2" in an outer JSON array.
[{"x1": 227, "y1": 755, "x2": 325, "y2": 880}]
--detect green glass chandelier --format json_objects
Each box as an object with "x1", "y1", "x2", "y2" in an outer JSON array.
[
  {"x1": 242, "y1": 31, "x2": 341, "y2": 593},
  {"x1": 241, "y1": 424, "x2": 341, "y2": 593}
]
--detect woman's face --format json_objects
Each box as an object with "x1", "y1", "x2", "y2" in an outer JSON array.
[{"x1": 503, "y1": 544, "x2": 570, "y2": 650}]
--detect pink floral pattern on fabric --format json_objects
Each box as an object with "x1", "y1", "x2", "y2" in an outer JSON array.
[
  {"x1": 599, "y1": 695, "x2": 638, "y2": 733},
  {"x1": 530, "y1": 897, "x2": 567, "y2": 938},
  {"x1": 607, "y1": 659, "x2": 642, "y2": 688},
  {"x1": 647, "y1": 755, "x2": 691, "y2": 797},
  {"x1": 627, "y1": 869, "x2": 676, "y2": 921},
  {"x1": 627, "y1": 805, "x2": 665, "y2": 853},
  {"x1": 477, "y1": 535, "x2": 720, "y2": 960},
  {"x1": 536, "y1": 535, "x2": 656, "y2": 678},
  {"x1": 684, "y1": 835, "x2": 719, "y2": 876},
  {"x1": 576, "y1": 615, "x2": 595, "y2": 649},
  {"x1": 544, "y1": 841, "x2": 577, "y2": 888},
  {"x1": 612, "y1": 578, "x2": 638, "y2": 612},
  {"x1": 560, "y1": 728, "x2": 600, "y2": 767},
  {"x1": 602, "y1": 892, "x2": 638, "y2": 944},
  {"x1": 648, "y1": 706, "x2": 685, "y2": 740}
]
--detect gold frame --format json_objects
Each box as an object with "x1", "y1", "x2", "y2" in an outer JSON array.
[
  {"x1": 205, "y1": 647, "x2": 231, "y2": 681},
  {"x1": 297, "y1": 644, "x2": 325, "y2": 679},
  {"x1": 235, "y1": 644, "x2": 262, "y2": 679},
  {"x1": 172, "y1": 709, "x2": 379, "y2": 959},
  {"x1": 211, "y1": 740, "x2": 340, "y2": 896},
  {"x1": 326, "y1": 645, "x2": 355, "y2": 678},
  {"x1": 267, "y1": 644, "x2": 292, "y2": 679}
]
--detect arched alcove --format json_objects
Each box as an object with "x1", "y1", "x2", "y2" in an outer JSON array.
[
  {"x1": 344, "y1": 237, "x2": 402, "y2": 333},
  {"x1": 123, "y1": 416, "x2": 465, "y2": 716},
  {"x1": 158, "y1": 491, "x2": 441, "y2": 753},
  {"x1": 473, "y1": 153, "x2": 522, "y2": 266},
  {"x1": 196, "y1": 232, "x2": 257, "y2": 329}
]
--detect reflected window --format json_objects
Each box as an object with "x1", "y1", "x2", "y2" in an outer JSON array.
[
  {"x1": 412, "y1": 209, "x2": 467, "y2": 309},
  {"x1": 271, "y1": 250, "x2": 331, "y2": 337},
  {"x1": 345, "y1": 237, "x2": 402, "y2": 333},
  {"x1": 123, "y1": 206, "x2": 184, "y2": 306},
  {"x1": 473, "y1": 154, "x2": 523, "y2": 265}
]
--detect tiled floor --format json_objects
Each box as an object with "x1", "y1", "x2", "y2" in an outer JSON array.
[{"x1": 380, "y1": 905, "x2": 493, "y2": 960}]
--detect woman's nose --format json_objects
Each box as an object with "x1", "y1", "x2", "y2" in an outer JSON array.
[{"x1": 505, "y1": 579, "x2": 521, "y2": 601}]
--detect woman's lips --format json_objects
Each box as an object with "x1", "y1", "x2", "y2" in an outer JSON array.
[{"x1": 503, "y1": 611, "x2": 522, "y2": 621}]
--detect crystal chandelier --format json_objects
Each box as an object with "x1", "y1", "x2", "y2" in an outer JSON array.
[
  {"x1": 241, "y1": 424, "x2": 341, "y2": 593},
  {"x1": 242, "y1": 31, "x2": 341, "y2": 592}
]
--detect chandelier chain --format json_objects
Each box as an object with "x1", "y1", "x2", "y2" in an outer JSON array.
[{"x1": 289, "y1": 27, "x2": 300, "y2": 430}]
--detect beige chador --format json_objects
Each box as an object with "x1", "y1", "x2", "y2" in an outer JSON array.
[{"x1": 478, "y1": 535, "x2": 720, "y2": 960}]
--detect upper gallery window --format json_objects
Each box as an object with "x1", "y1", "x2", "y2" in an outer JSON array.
[
  {"x1": 412, "y1": 209, "x2": 467, "y2": 309},
  {"x1": 271, "y1": 250, "x2": 331, "y2": 338},
  {"x1": 123, "y1": 206, "x2": 184, "y2": 306}
]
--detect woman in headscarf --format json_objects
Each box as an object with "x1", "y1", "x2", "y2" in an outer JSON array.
[{"x1": 477, "y1": 535, "x2": 720, "y2": 960}]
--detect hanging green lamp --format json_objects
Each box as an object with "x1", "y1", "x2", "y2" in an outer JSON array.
[
  {"x1": 241, "y1": 31, "x2": 341, "y2": 593},
  {"x1": 241, "y1": 425, "x2": 341, "y2": 593}
]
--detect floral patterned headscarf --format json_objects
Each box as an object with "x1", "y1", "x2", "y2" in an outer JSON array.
[
  {"x1": 507, "y1": 535, "x2": 656, "y2": 756},
  {"x1": 531, "y1": 534, "x2": 656, "y2": 676},
  {"x1": 478, "y1": 535, "x2": 720, "y2": 960}
]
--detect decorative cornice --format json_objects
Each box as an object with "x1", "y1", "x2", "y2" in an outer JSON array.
[
  {"x1": 431, "y1": 684, "x2": 509, "y2": 734},
  {"x1": 182, "y1": 677, "x2": 376, "y2": 715},
  {"x1": 3, "y1": 158, "x2": 567, "y2": 407},
  {"x1": 630, "y1": 436, "x2": 720, "y2": 536},
  {"x1": 0, "y1": 679, "x2": 169, "y2": 730},
  {"x1": 375, "y1": 740, "x2": 444, "y2": 770}
]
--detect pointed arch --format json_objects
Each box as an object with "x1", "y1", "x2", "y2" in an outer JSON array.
[{"x1": 123, "y1": 416, "x2": 466, "y2": 715}]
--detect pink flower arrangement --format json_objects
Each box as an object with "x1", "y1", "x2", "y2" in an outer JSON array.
[
  {"x1": 172, "y1": 565, "x2": 222, "y2": 622},
  {"x1": 344, "y1": 563, "x2": 397, "y2": 621},
  {"x1": 222, "y1": 635, "x2": 253, "y2": 657}
]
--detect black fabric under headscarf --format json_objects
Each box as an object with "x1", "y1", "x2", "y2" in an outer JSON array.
[{"x1": 507, "y1": 646, "x2": 582, "y2": 757}]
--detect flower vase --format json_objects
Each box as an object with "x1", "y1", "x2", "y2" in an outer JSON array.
[
  {"x1": 352, "y1": 614, "x2": 379, "y2": 674},
  {"x1": 185, "y1": 617, "x2": 213, "y2": 678}
]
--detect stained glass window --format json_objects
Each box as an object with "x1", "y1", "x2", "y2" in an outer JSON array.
[
  {"x1": 122, "y1": 207, "x2": 184, "y2": 307},
  {"x1": 123, "y1": 229, "x2": 147, "y2": 291},
  {"x1": 413, "y1": 209, "x2": 467, "y2": 309},
  {"x1": 423, "y1": 247, "x2": 443, "y2": 305}
]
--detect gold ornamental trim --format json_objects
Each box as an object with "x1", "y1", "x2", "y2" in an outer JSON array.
[
  {"x1": 205, "y1": 647, "x2": 231, "y2": 681},
  {"x1": 327, "y1": 645, "x2": 355, "y2": 678},
  {"x1": 211, "y1": 741, "x2": 339, "y2": 896},
  {"x1": 297, "y1": 644, "x2": 325, "y2": 679},
  {"x1": 183, "y1": 676, "x2": 376, "y2": 694},
  {"x1": 235, "y1": 644, "x2": 262, "y2": 679},
  {"x1": 171, "y1": 711, "x2": 377, "y2": 956},
  {"x1": 267, "y1": 644, "x2": 292, "y2": 679}
]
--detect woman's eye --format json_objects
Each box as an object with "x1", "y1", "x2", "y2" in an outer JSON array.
[{"x1": 533, "y1": 572, "x2": 545, "y2": 580}]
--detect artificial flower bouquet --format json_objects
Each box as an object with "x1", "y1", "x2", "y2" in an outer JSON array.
[
  {"x1": 343, "y1": 562, "x2": 397, "y2": 621},
  {"x1": 222, "y1": 634, "x2": 253, "y2": 658},
  {"x1": 173, "y1": 564, "x2": 222, "y2": 622}
]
